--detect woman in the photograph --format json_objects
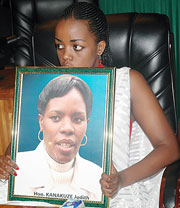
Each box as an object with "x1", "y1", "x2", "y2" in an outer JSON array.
[
  {"x1": 14, "y1": 74, "x2": 102, "y2": 201},
  {"x1": 0, "y1": 2, "x2": 180, "y2": 207}
]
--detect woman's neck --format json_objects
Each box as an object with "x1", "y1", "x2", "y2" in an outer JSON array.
[{"x1": 43, "y1": 143, "x2": 74, "y2": 172}]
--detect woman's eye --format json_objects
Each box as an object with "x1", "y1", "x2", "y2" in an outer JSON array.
[
  {"x1": 74, "y1": 117, "x2": 85, "y2": 123},
  {"x1": 56, "y1": 44, "x2": 64, "y2": 50},
  {"x1": 73, "y1": 45, "x2": 83, "y2": 51},
  {"x1": 50, "y1": 116, "x2": 61, "y2": 122}
]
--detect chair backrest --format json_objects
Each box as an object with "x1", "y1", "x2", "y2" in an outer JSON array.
[{"x1": 106, "y1": 13, "x2": 177, "y2": 136}]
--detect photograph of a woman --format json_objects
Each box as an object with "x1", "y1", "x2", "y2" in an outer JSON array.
[{"x1": 13, "y1": 73, "x2": 106, "y2": 202}]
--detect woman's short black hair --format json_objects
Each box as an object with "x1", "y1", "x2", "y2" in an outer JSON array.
[
  {"x1": 59, "y1": 2, "x2": 113, "y2": 66},
  {"x1": 37, "y1": 74, "x2": 93, "y2": 118}
]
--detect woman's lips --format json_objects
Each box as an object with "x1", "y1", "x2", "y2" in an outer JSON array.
[
  {"x1": 59, "y1": 143, "x2": 72, "y2": 148},
  {"x1": 63, "y1": 64, "x2": 72, "y2": 67},
  {"x1": 61, "y1": 62, "x2": 73, "y2": 67},
  {"x1": 56, "y1": 140, "x2": 75, "y2": 154}
]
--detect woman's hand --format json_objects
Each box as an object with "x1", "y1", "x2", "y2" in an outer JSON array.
[
  {"x1": 0, "y1": 155, "x2": 19, "y2": 180},
  {"x1": 100, "y1": 164, "x2": 121, "y2": 198}
]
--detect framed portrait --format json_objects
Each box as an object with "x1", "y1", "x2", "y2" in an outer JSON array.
[{"x1": 8, "y1": 67, "x2": 116, "y2": 207}]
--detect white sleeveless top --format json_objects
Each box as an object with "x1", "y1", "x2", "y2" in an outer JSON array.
[{"x1": 110, "y1": 67, "x2": 164, "y2": 208}]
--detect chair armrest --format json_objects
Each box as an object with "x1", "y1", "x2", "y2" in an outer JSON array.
[{"x1": 159, "y1": 160, "x2": 180, "y2": 208}]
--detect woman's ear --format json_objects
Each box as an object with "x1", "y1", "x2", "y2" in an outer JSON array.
[
  {"x1": 97, "y1": 40, "x2": 106, "y2": 56},
  {"x1": 38, "y1": 114, "x2": 44, "y2": 130}
]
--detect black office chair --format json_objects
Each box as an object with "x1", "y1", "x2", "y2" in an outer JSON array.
[{"x1": 8, "y1": 0, "x2": 180, "y2": 207}]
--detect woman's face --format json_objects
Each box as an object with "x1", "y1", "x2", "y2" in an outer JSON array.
[
  {"x1": 55, "y1": 18, "x2": 105, "y2": 67},
  {"x1": 38, "y1": 88, "x2": 88, "y2": 164}
]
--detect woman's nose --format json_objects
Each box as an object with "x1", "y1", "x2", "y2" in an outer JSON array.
[
  {"x1": 63, "y1": 47, "x2": 73, "y2": 61},
  {"x1": 59, "y1": 118, "x2": 74, "y2": 135}
]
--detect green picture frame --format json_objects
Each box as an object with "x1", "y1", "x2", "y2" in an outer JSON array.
[{"x1": 8, "y1": 66, "x2": 116, "y2": 208}]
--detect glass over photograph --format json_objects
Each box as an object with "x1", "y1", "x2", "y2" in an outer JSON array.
[{"x1": 8, "y1": 67, "x2": 115, "y2": 207}]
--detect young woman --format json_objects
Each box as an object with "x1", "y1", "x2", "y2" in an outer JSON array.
[{"x1": 0, "y1": 2, "x2": 179, "y2": 207}]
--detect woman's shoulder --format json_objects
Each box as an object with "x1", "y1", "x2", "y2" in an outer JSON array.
[
  {"x1": 16, "y1": 142, "x2": 44, "y2": 162},
  {"x1": 16, "y1": 150, "x2": 36, "y2": 166},
  {"x1": 116, "y1": 67, "x2": 144, "y2": 80},
  {"x1": 17, "y1": 150, "x2": 35, "y2": 158},
  {"x1": 116, "y1": 66, "x2": 130, "y2": 73},
  {"x1": 116, "y1": 67, "x2": 131, "y2": 83},
  {"x1": 16, "y1": 143, "x2": 44, "y2": 165},
  {"x1": 129, "y1": 69, "x2": 151, "y2": 95},
  {"x1": 129, "y1": 69, "x2": 146, "y2": 80},
  {"x1": 77, "y1": 155, "x2": 102, "y2": 174}
]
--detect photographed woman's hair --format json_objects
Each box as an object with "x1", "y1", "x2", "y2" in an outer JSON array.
[
  {"x1": 59, "y1": 2, "x2": 113, "y2": 66},
  {"x1": 37, "y1": 75, "x2": 93, "y2": 118}
]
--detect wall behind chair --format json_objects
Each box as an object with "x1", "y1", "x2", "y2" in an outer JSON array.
[{"x1": 99, "y1": 0, "x2": 180, "y2": 122}]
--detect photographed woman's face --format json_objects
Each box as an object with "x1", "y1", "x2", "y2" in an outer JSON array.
[
  {"x1": 55, "y1": 18, "x2": 104, "y2": 67},
  {"x1": 38, "y1": 88, "x2": 88, "y2": 164}
]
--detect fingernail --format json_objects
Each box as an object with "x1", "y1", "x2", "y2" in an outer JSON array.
[
  {"x1": 13, "y1": 172, "x2": 17, "y2": 176},
  {"x1": 16, "y1": 167, "x2": 19, "y2": 170}
]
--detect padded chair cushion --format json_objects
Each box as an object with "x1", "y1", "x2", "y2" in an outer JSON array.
[
  {"x1": 106, "y1": 13, "x2": 177, "y2": 135},
  {"x1": 34, "y1": 20, "x2": 59, "y2": 66}
]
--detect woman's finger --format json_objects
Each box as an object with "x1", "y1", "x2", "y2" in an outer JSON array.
[
  {"x1": 0, "y1": 155, "x2": 19, "y2": 179},
  {"x1": 100, "y1": 178, "x2": 110, "y2": 189},
  {"x1": 111, "y1": 163, "x2": 118, "y2": 174},
  {"x1": 101, "y1": 185, "x2": 118, "y2": 198},
  {"x1": 101, "y1": 172, "x2": 110, "y2": 181},
  {"x1": 4, "y1": 155, "x2": 19, "y2": 170},
  {"x1": 0, "y1": 168, "x2": 9, "y2": 180},
  {"x1": 3, "y1": 164, "x2": 17, "y2": 176}
]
